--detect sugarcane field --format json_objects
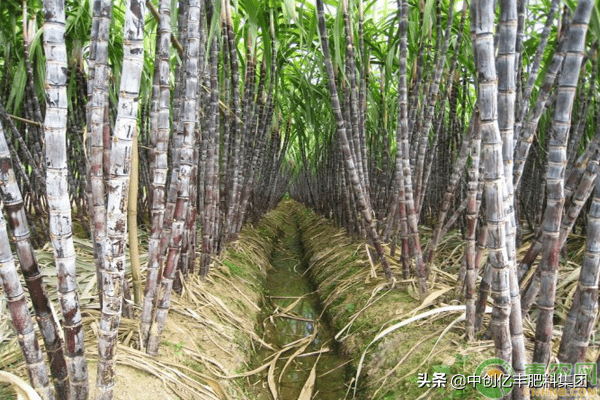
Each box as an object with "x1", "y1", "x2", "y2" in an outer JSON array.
[{"x1": 4, "y1": 0, "x2": 600, "y2": 399}]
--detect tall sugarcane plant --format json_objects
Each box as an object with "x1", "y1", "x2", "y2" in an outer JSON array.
[
  {"x1": 42, "y1": 0, "x2": 89, "y2": 397},
  {"x1": 0, "y1": 120, "x2": 54, "y2": 400},
  {"x1": 146, "y1": 0, "x2": 201, "y2": 355},
  {"x1": 86, "y1": 0, "x2": 112, "y2": 312},
  {"x1": 0, "y1": 109, "x2": 69, "y2": 397},
  {"x1": 531, "y1": 0, "x2": 592, "y2": 365},
  {"x1": 140, "y1": 0, "x2": 172, "y2": 350},
  {"x1": 95, "y1": 0, "x2": 147, "y2": 398},
  {"x1": 472, "y1": 0, "x2": 514, "y2": 368},
  {"x1": 315, "y1": 0, "x2": 393, "y2": 283}
]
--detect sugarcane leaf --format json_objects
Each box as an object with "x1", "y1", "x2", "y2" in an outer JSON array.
[
  {"x1": 7, "y1": 60, "x2": 26, "y2": 113},
  {"x1": 421, "y1": 0, "x2": 435, "y2": 38},
  {"x1": 0, "y1": 371, "x2": 42, "y2": 400},
  {"x1": 282, "y1": 0, "x2": 296, "y2": 22},
  {"x1": 267, "y1": 352, "x2": 281, "y2": 400},
  {"x1": 297, "y1": 356, "x2": 318, "y2": 400}
]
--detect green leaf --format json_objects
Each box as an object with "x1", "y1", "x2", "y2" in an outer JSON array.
[
  {"x1": 283, "y1": 0, "x2": 297, "y2": 22},
  {"x1": 421, "y1": 0, "x2": 435, "y2": 38}
]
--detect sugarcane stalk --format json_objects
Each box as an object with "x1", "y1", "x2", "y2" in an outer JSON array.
[
  {"x1": 0, "y1": 119, "x2": 69, "y2": 398},
  {"x1": 0, "y1": 123, "x2": 54, "y2": 400},
  {"x1": 316, "y1": 0, "x2": 393, "y2": 282},
  {"x1": 146, "y1": 0, "x2": 200, "y2": 353},
  {"x1": 532, "y1": 0, "x2": 592, "y2": 365},
  {"x1": 140, "y1": 0, "x2": 172, "y2": 348},
  {"x1": 96, "y1": 0, "x2": 147, "y2": 397},
  {"x1": 465, "y1": 113, "x2": 481, "y2": 340},
  {"x1": 87, "y1": 0, "x2": 112, "y2": 314},
  {"x1": 128, "y1": 132, "x2": 142, "y2": 305},
  {"x1": 473, "y1": 0, "x2": 513, "y2": 365},
  {"x1": 43, "y1": 0, "x2": 89, "y2": 397}
]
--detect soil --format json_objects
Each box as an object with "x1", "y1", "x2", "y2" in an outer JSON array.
[{"x1": 86, "y1": 362, "x2": 177, "y2": 400}]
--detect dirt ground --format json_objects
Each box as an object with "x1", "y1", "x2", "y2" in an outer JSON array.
[{"x1": 86, "y1": 362, "x2": 178, "y2": 400}]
